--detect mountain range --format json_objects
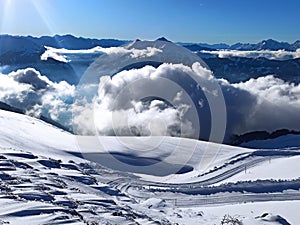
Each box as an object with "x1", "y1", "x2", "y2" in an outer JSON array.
[
  {"x1": 179, "y1": 38, "x2": 300, "y2": 51},
  {"x1": 1, "y1": 34, "x2": 300, "y2": 53},
  {"x1": 0, "y1": 34, "x2": 299, "y2": 84},
  {"x1": 1, "y1": 35, "x2": 300, "y2": 84}
]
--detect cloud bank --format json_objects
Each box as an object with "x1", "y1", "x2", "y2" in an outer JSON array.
[
  {"x1": 229, "y1": 75, "x2": 300, "y2": 133},
  {"x1": 0, "y1": 68, "x2": 75, "y2": 126},
  {"x1": 92, "y1": 64, "x2": 204, "y2": 138},
  {"x1": 201, "y1": 49, "x2": 300, "y2": 60},
  {"x1": 73, "y1": 62, "x2": 300, "y2": 141},
  {"x1": 41, "y1": 46, "x2": 163, "y2": 63},
  {"x1": 1, "y1": 64, "x2": 300, "y2": 142}
]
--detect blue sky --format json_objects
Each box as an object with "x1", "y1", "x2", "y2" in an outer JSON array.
[{"x1": 0, "y1": 0, "x2": 299, "y2": 44}]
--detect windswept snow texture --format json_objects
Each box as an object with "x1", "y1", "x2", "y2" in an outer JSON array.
[
  {"x1": 201, "y1": 48, "x2": 300, "y2": 60},
  {"x1": 0, "y1": 109, "x2": 300, "y2": 224}
]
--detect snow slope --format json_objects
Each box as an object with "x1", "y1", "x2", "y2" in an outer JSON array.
[
  {"x1": 0, "y1": 109, "x2": 299, "y2": 225},
  {"x1": 0, "y1": 109, "x2": 75, "y2": 157}
]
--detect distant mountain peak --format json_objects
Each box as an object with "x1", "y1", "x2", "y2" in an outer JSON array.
[
  {"x1": 228, "y1": 38, "x2": 298, "y2": 51},
  {"x1": 257, "y1": 39, "x2": 290, "y2": 50},
  {"x1": 263, "y1": 38, "x2": 278, "y2": 42},
  {"x1": 156, "y1": 37, "x2": 171, "y2": 42},
  {"x1": 260, "y1": 39, "x2": 282, "y2": 45}
]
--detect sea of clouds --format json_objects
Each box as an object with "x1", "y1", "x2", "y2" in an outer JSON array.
[
  {"x1": 41, "y1": 46, "x2": 163, "y2": 63},
  {"x1": 1, "y1": 60, "x2": 300, "y2": 143},
  {"x1": 201, "y1": 49, "x2": 300, "y2": 60}
]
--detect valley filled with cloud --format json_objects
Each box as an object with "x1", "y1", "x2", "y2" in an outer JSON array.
[{"x1": 1, "y1": 40, "x2": 300, "y2": 145}]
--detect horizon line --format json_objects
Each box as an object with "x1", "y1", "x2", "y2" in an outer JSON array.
[{"x1": 0, "y1": 33, "x2": 299, "y2": 46}]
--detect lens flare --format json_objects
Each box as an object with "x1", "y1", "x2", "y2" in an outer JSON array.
[{"x1": 0, "y1": 0, "x2": 54, "y2": 35}]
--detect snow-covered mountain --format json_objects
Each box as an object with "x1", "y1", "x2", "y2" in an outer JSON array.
[
  {"x1": 229, "y1": 39, "x2": 299, "y2": 51},
  {"x1": 229, "y1": 39, "x2": 291, "y2": 51},
  {"x1": 182, "y1": 38, "x2": 300, "y2": 51}
]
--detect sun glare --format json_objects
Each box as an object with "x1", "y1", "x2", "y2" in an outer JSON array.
[
  {"x1": 3, "y1": 0, "x2": 12, "y2": 8},
  {"x1": 0, "y1": 0, "x2": 55, "y2": 35},
  {"x1": 0, "y1": 0, "x2": 12, "y2": 33}
]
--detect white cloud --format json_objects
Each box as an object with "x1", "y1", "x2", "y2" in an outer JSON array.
[
  {"x1": 41, "y1": 47, "x2": 70, "y2": 63},
  {"x1": 41, "y1": 46, "x2": 163, "y2": 62},
  {"x1": 74, "y1": 63, "x2": 206, "y2": 138},
  {"x1": 201, "y1": 49, "x2": 300, "y2": 60},
  {"x1": 0, "y1": 75, "x2": 31, "y2": 101},
  {"x1": 1, "y1": 64, "x2": 300, "y2": 143},
  {"x1": 130, "y1": 47, "x2": 163, "y2": 58},
  {"x1": 86, "y1": 61, "x2": 300, "y2": 140},
  {"x1": 0, "y1": 68, "x2": 75, "y2": 127},
  {"x1": 229, "y1": 75, "x2": 300, "y2": 133}
]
